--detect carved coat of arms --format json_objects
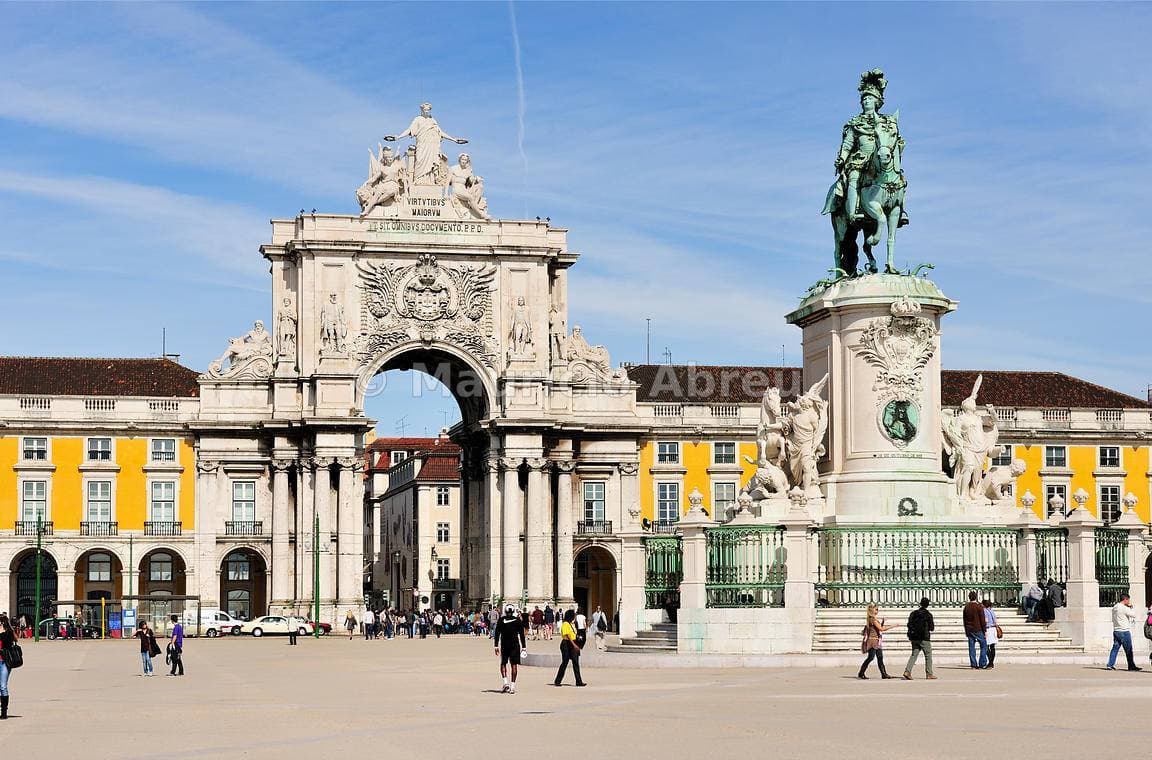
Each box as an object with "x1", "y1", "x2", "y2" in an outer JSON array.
[{"x1": 357, "y1": 253, "x2": 497, "y2": 368}]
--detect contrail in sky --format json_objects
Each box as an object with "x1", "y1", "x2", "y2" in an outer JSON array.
[{"x1": 508, "y1": 0, "x2": 528, "y2": 217}]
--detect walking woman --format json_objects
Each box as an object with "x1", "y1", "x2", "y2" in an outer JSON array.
[
  {"x1": 0, "y1": 612, "x2": 18, "y2": 718},
  {"x1": 858, "y1": 604, "x2": 894, "y2": 679},
  {"x1": 553, "y1": 609, "x2": 586, "y2": 687},
  {"x1": 344, "y1": 610, "x2": 357, "y2": 640},
  {"x1": 134, "y1": 621, "x2": 160, "y2": 676},
  {"x1": 982, "y1": 599, "x2": 1000, "y2": 669}
]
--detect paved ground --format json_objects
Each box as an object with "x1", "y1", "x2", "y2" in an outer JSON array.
[{"x1": 2, "y1": 634, "x2": 1150, "y2": 758}]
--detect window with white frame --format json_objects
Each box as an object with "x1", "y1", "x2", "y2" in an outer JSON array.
[
  {"x1": 436, "y1": 486, "x2": 450, "y2": 506},
  {"x1": 86, "y1": 480, "x2": 112, "y2": 522},
  {"x1": 991, "y1": 445, "x2": 1013, "y2": 467},
  {"x1": 20, "y1": 480, "x2": 47, "y2": 522},
  {"x1": 657, "y1": 482, "x2": 680, "y2": 523},
  {"x1": 87, "y1": 552, "x2": 112, "y2": 582},
  {"x1": 656, "y1": 441, "x2": 680, "y2": 464},
  {"x1": 151, "y1": 438, "x2": 176, "y2": 462},
  {"x1": 87, "y1": 437, "x2": 112, "y2": 461},
  {"x1": 713, "y1": 482, "x2": 737, "y2": 517},
  {"x1": 150, "y1": 481, "x2": 176, "y2": 522},
  {"x1": 149, "y1": 552, "x2": 174, "y2": 582},
  {"x1": 436, "y1": 522, "x2": 450, "y2": 543},
  {"x1": 232, "y1": 481, "x2": 256, "y2": 522},
  {"x1": 1100, "y1": 485, "x2": 1122, "y2": 525},
  {"x1": 22, "y1": 437, "x2": 47, "y2": 461},
  {"x1": 390, "y1": 450, "x2": 408, "y2": 466},
  {"x1": 583, "y1": 481, "x2": 606, "y2": 521},
  {"x1": 1099, "y1": 446, "x2": 1121, "y2": 468},
  {"x1": 713, "y1": 441, "x2": 737, "y2": 465},
  {"x1": 436, "y1": 558, "x2": 450, "y2": 580},
  {"x1": 1044, "y1": 446, "x2": 1067, "y2": 468},
  {"x1": 1045, "y1": 484, "x2": 1068, "y2": 518}
]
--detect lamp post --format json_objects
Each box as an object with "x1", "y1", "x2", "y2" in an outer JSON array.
[{"x1": 429, "y1": 545, "x2": 439, "y2": 610}]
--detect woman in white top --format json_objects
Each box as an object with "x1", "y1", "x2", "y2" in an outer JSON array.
[{"x1": 982, "y1": 599, "x2": 999, "y2": 669}]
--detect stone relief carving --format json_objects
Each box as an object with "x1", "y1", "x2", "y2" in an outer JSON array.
[
  {"x1": 448, "y1": 153, "x2": 490, "y2": 220},
  {"x1": 356, "y1": 253, "x2": 497, "y2": 368},
  {"x1": 853, "y1": 297, "x2": 937, "y2": 447},
  {"x1": 319, "y1": 293, "x2": 349, "y2": 357},
  {"x1": 276, "y1": 297, "x2": 297, "y2": 362},
  {"x1": 941, "y1": 374, "x2": 1002, "y2": 500},
  {"x1": 508, "y1": 296, "x2": 533, "y2": 359},
  {"x1": 204, "y1": 320, "x2": 274, "y2": 380}
]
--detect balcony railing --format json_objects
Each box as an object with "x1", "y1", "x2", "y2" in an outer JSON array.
[
  {"x1": 15, "y1": 521, "x2": 53, "y2": 536},
  {"x1": 433, "y1": 578, "x2": 462, "y2": 591},
  {"x1": 225, "y1": 520, "x2": 264, "y2": 537},
  {"x1": 577, "y1": 520, "x2": 613, "y2": 535},
  {"x1": 81, "y1": 521, "x2": 118, "y2": 536},
  {"x1": 145, "y1": 521, "x2": 182, "y2": 536},
  {"x1": 652, "y1": 519, "x2": 679, "y2": 534}
]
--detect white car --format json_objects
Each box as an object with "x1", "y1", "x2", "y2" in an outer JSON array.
[
  {"x1": 181, "y1": 609, "x2": 244, "y2": 638},
  {"x1": 241, "y1": 615, "x2": 310, "y2": 637}
]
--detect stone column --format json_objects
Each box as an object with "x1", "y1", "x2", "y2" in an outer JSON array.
[
  {"x1": 1060, "y1": 506, "x2": 1104, "y2": 648},
  {"x1": 270, "y1": 459, "x2": 293, "y2": 612},
  {"x1": 0, "y1": 571, "x2": 9, "y2": 619},
  {"x1": 618, "y1": 462, "x2": 640, "y2": 530},
  {"x1": 193, "y1": 459, "x2": 220, "y2": 607},
  {"x1": 501, "y1": 457, "x2": 524, "y2": 603},
  {"x1": 1011, "y1": 507, "x2": 1043, "y2": 601},
  {"x1": 485, "y1": 457, "x2": 502, "y2": 604},
  {"x1": 312, "y1": 457, "x2": 336, "y2": 618},
  {"x1": 294, "y1": 463, "x2": 307, "y2": 605},
  {"x1": 677, "y1": 499, "x2": 710, "y2": 612},
  {"x1": 555, "y1": 461, "x2": 576, "y2": 605},
  {"x1": 780, "y1": 495, "x2": 818, "y2": 613},
  {"x1": 336, "y1": 457, "x2": 363, "y2": 610},
  {"x1": 1116, "y1": 503, "x2": 1148, "y2": 613},
  {"x1": 525, "y1": 457, "x2": 549, "y2": 603},
  {"x1": 618, "y1": 531, "x2": 647, "y2": 639}
]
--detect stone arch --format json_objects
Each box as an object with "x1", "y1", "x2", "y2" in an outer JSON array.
[
  {"x1": 220, "y1": 547, "x2": 268, "y2": 621},
  {"x1": 573, "y1": 544, "x2": 618, "y2": 624},
  {"x1": 138, "y1": 548, "x2": 188, "y2": 597},
  {"x1": 10, "y1": 547, "x2": 59, "y2": 625},
  {"x1": 359, "y1": 341, "x2": 497, "y2": 429},
  {"x1": 74, "y1": 547, "x2": 125, "y2": 606}
]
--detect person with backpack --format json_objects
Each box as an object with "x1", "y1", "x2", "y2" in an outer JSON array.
[
  {"x1": 0, "y1": 612, "x2": 21, "y2": 719},
  {"x1": 591, "y1": 606, "x2": 609, "y2": 651},
  {"x1": 903, "y1": 597, "x2": 936, "y2": 680}
]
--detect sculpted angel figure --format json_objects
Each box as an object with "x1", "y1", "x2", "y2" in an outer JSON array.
[
  {"x1": 783, "y1": 374, "x2": 830, "y2": 496},
  {"x1": 356, "y1": 145, "x2": 406, "y2": 216},
  {"x1": 384, "y1": 102, "x2": 468, "y2": 186},
  {"x1": 741, "y1": 386, "x2": 790, "y2": 498},
  {"x1": 942, "y1": 374, "x2": 1002, "y2": 500},
  {"x1": 448, "y1": 153, "x2": 490, "y2": 220}
]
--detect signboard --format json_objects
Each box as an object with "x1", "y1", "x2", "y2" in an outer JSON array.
[
  {"x1": 109, "y1": 612, "x2": 122, "y2": 631},
  {"x1": 122, "y1": 609, "x2": 137, "y2": 630}
]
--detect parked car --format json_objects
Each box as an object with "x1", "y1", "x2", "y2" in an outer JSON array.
[
  {"x1": 305, "y1": 619, "x2": 332, "y2": 635},
  {"x1": 38, "y1": 618, "x2": 103, "y2": 640},
  {"x1": 241, "y1": 615, "x2": 310, "y2": 637},
  {"x1": 182, "y1": 609, "x2": 244, "y2": 637}
]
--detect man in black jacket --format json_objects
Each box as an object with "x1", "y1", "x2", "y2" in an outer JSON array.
[
  {"x1": 494, "y1": 606, "x2": 526, "y2": 694},
  {"x1": 903, "y1": 597, "x2": 936, "y2": 680}
]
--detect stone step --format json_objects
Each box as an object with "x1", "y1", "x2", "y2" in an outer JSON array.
[{"x1": 606, "y1": 644, "x2": 678, "y2": 654}]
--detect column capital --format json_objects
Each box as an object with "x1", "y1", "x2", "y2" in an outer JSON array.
[
  {"x1": 484, "y1": 456, "x2": 502, "y2": 474},
  {"x1": 554, "y1": 460, "x2": 577, "y2": 474},
  {"x1": 309, "y1": 455, "x2": 337, "y2": 470},
  {"x1": 195, "y1": 459, "x2": 220, "y2": 474},
  {"x1": 617, "y1": 461, "x2": 639, "y2": 476},
  {"x1": 271, "y1": 458, "x2": 296, "y2": 473},
  {"x1": 525, "y1": 457, "x2": 549, "y2": 472},
  {"x1": 335, "y1": 455, "x2": 361, "y2": 471},
  {"x1": 499, "y1": 456, "x2": 523, "y2": 471}
]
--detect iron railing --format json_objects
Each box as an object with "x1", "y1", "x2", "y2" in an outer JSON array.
[
  {"x1": 81, "y1": 521, "x2": 118, "y2": 537},
  {"x1": 1095, "y1": 527, "x2": 1128, "y2": 607},
  {"x1": 145, "y1": 521, "x2": 182, "y2": 537},
  {"x1": 815, "y1": 526, "x2": 1020, "y2": 608},
  {"x1": 577, "y1": 520, "x2": 613, "y2": 535},
  {"x1": 15, "y1": 521, "x2": 53, "y2": 536},
  {"x1": 644, "y1": 535, "x2": 682, "y2": 609},
  {"x1": 1034, "y1": 528, "x2": 1069, "y2": 586},
  {"x1": 705, "y1": 525, "x2": 786, "y2": 608},
  {"x1": 225, "y1": 521, "x2": 263, "y2": 537},
  {"x1": 651, "y1": 519, "x2": 679, "y2": 534}
]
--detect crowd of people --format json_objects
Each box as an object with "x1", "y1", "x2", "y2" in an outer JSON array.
[{"x1": 341, "y1": 603, "x2": 615, "y2": 647}]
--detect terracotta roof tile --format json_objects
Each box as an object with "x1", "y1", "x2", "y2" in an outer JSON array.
[
  {"x1": 0, "y1": 357, "x2": 200, "y2": 398},
  {"x1": 626, "y1": 365, "x2": 804, "y2": 404},
  {"x1": 941, "y1": 370, "x2": 1150, "y2": 409},
  {"x1": 415, "y1": 453, "x2": 461, "y2": 482}
]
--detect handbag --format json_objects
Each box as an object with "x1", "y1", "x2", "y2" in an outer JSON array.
[
  {"x1": 995, "y1": 625, "x2": 1004, "y2": 639},
  {"x1": 1, "y1": 642, "x2": 24, "y2": 669}
]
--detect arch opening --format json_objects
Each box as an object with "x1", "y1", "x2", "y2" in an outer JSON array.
[{"x1": 574, "y1": 545, "x2": 617, "y2": 627}]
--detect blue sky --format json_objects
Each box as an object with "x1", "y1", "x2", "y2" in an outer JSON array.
[{"x1": 1, "y1": 2, "x2": 1149, "y2": 436}]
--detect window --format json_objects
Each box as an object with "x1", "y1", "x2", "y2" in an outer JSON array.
[
  {"x1": 390, "y1": 450, "x2": 408, "y2": 466},
  {"x1": 87, "y1": 437, "x2": 112, "y2": 461},
  {"x1": 436, "y1": 558, "x2": 450, "y2": 580},
  {"x1": 583, "y1": 481, "x2": 606, "y2": 521},
  {"x1": 657, "y1": 482, "x2": 680, "y2": 523},
  {"x1": 151, "y1": 438, "x2": 176, "y2": 463},
  {"x1": 226, "y1": 552, "x2": 250, "y2": 581},
  {"x1": 713, "y1": 482, "x2": 737, "y2": 518},
  {"x1": 87, "y1": 553, "x2": 112, "y2": 582},
  {"x1": 86, "y1": 480, "x2": 112, "y2": 522},
  {"x1": 656, "y1": 442, "x2": 680, "y2": 464},
  {"x1": 991, "y1": 445, "x2": 1013, "y2": 467},
  {"x1": 227, "y1": 590, "x2": 251, "y2": 620},
  {"x1": 149, "y1": 552, "x2": 173, "y2": 582},
  {"x1": 436, "y1": 486, "x2": 450, "y2": 506},
  {"x1": 150, "y1": 481, "x2": 176, "y2": 522},
  {"x1": 1100, "y1": 485, "x2": 1122, "y2": 525},
  {"x1": 713, "y1": 441, "x2": 737, "y2": 465},
  {"x1": 1044, "y1": 446, "x2": 1067, "y2": 468},
  {"x1": 20, "y1": 480, "x2": 47, "y2": 522},
  {"x1": 436, "y1": 522, "x2": 450, "y2": 543},
  {"x1": 22, "y1": 437, "x2": 47, "y2": 461},
  {"x1": 1045, "y1": 484, "x2": 1068, "y2": 518},
  {"x1": 1099, "y1": 446, "x2": 1121, "y2": 468},
  {"x1": 232, "y1": 481, "x2": 256, "y2": 522}
]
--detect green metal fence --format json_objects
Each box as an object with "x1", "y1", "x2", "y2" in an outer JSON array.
[
  {"x1": 1034, "y1": 528, "x2": 1069, "y2": 586},
  {"x1": 815, "y1": 526, "x2": 1020, "y2": 608},
  {"x1": 705, "y1": 525, "x2": 787, "y2": 608},
  {"x1": 1094, "y1": 527, "x2": 1129, "y2": 607},
  {"x1": 644, "y1": 536, "x2": 682, "y2": 610}
]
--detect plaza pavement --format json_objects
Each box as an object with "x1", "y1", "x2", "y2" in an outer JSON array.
[{"x1": 2, "y1": 634, "x2": 1149, "y2": 758}]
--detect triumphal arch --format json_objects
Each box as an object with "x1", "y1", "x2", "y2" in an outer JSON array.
[{"x1": 195, "y1": 103, "x2": 641, "y2": 619}]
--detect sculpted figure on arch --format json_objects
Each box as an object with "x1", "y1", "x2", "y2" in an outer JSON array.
[
  {"x1": 385, "y1": 102, "x2": 468, "y2": 186},
  {"x1": 357, "y1": 145, "x2": 407, "y2": 216}
]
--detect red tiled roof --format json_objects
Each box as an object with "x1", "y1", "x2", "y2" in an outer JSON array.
[
  {"x1": 414, "y1": 453, "x2": 461, "y2": 482},
  {"x1": 0, "y1": 357, "x2": 200, "y2": 398},
  {"x1": 626, "y1": 365, "x2": 1150, "y2": 409},
  {"x1": 366, "y1": 436, "x2": 461, "y2": 471}
]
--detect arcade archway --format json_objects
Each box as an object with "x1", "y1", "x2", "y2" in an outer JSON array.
[
  {"x1": 574, "y1": 545, "x2": 617, "y2": 625},
  {"x1": 221, "y1": 548, "x2": 267, "y2": 620},
  {"x1": 11, "y1": 548, "x2": 58, "y2": 625}
]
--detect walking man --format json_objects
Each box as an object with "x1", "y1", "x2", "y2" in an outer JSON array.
[
  {"x1": 363, "y1": 608, "x2": 375, "y2": 640},
  {"x1": 168, "y1": 615, "x2": 184, "y2": 676},
  {"x1": 1106, "y1": 593, "x2": 1142, "y2": 672},
  {"x1": 903, "y1": 597, "x2": 936, "y2": 680},
  {"x1": 493, "y1": 606, "x2": 526, "y2": 694},
  {"x1": 962, "y1": 591, "x2": 988, "y2": 669},
  {"x1": 591, "y1": 606, "x2": 609, "y2": 651},
  {"x1": 574, "y1": 607, "x2": 588, "y2": 649}
]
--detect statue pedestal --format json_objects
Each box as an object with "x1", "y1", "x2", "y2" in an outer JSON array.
[{"x1": 786, "y1": 274, "x2": 963, "y2": 523}]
